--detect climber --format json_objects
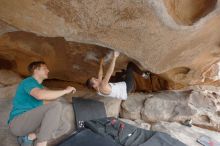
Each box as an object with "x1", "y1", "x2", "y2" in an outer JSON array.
[
  {"x1": 86, "y1": 51, "x2": 150, "y2": 100},
  {"x1": 8, "y1": 61, "x2": 76, "y2": 146}
]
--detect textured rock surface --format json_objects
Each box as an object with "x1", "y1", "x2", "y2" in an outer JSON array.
[
  {"x1": 163, "y1": 0, "x2": 217, "y2": 25},
  {"x1": 142, "y1": 89, "x2": 220, "y2": 131},
  {"x1": 0, "y1": 97, "x2": 18, "y2": 146},
  {"x1": 51, "y1": 100, "x2": 75, "y2": 141},
  {"x1": 0, "y1": 31, "x2": 129, "y2": 84},
  {"x1": 0, "y1": 70, "x2": 21, "y2": 86},
  {"x1": 120, "y1": 118, "x2": 151, "y2": 130},
  {"x1": 0, "y1": 20, "x2": 17, "y2": 36},
  {"x1": 141, "y1": 90, "x2": 195, "y2": 123},
  {"x1": 121, "y1": 88, "x2": 220, "y2": 132},
  {"x1": 0, "y1": 31, "x2": 169, "y2": 92},
  {"x1": 99, "y1": 97, "x2": 122, "y2": 118},
  {"x1": 0, "y1": 70, "x2": 21, "y2": 99},
  {"x1": 152, "y1": 122, "x2": 220, "y2": 146},
  {"x1": 0, "y1": 0, "x2": 220, "y2": 86},
  {"x1": 120, "y1": 93, "x2": 147, "y2": 120}
]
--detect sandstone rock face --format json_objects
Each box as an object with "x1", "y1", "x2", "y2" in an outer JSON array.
[
  {"x1": 120, "y1": 118, "x2": 151, "y2": 130},
  {"x1": 0, "y1": 85, "x2": 18, "y2": 99},
  {"x1": 0, "y1": 31, "x2": 168, "y2": 92},
  {"x1": 163, "y1": 0, "x2": 217, "y2": 25},
  {"x1": 141, "y1": 90, "x2": 195, "y2": 122},
  {"x1": 0, "y1": 70, "x2": 21, "y2": 99},
  {"x1": 50, "y1": 100, "x2": 75, "y2": 143},
  {"x1": 0, "y1": 70, "x2": 21, "y2": 86},
  {"x1": 99, "y1": 97, "x2": 122, "y2": 118},
  {"x1": 0, "y1": 31, "x2": 129, "y2": 84},
  {"x1": 0, "y1": 0, "x2": 220, "y2": 86},
  {"x1": 0, "y1": 98, "x2": 18, "y2": 146},
  {"x1": 121, "y1": 88, "x2": 220, "y2": 132},
  {"x1": 0, "y1": 20, "x2": 17, "y2": 36},
  {"x1": 120, "y1": 93, "x2": 148, "y2": 120},
  {"x1": 152, "y1": 122, "x2": 220, "y2": 146},
  {"x1": 142, "y1": 89, "x2": 220, "y2": 131},
  {"x1": 201, "y1": 61, "x2": 220, "y2": 82}
]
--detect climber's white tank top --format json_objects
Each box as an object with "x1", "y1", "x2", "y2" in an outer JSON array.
[{"x1": 97, "y1": 82, "x2": 127, "y2": 100}]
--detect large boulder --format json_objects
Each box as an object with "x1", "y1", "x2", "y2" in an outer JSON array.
[
  {"x1": 99, "y1": 97, "x2": 122, "y2": 118},
  {"x1": 120, "y1": 93, "x2": 148, "y2": 120},
  {"x1": 142, "y1": 89, "x2": 220, "y2": 131},
  {"x1": 121, "y1": 89, "x2": 220, "y2": 132},
  {"x1": 49, "y1": 100, "x2": 75, "y2": 145},
  {"x1": 141, "y1": 90, "x2": 196, "y2": 122},
  {"x1": 142, "y1": 90, "x2": 220, "y2": 131}
]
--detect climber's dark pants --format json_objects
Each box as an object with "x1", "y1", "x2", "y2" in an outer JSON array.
[{"x1": 125, "y1": 62, "x2": 144, "y2": 93}]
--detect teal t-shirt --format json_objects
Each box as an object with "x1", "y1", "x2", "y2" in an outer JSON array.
[{"x1": 8, "y1": 76, "x2": 44, "y2": 124}]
